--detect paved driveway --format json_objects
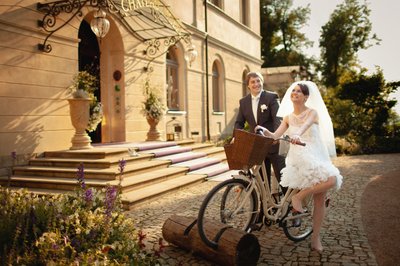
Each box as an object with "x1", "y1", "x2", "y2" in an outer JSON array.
[{"x1": 126, "y1": 153, "x2": 400, "y2": 265}]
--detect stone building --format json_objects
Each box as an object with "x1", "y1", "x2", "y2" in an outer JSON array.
[
  {"x1": 0, "y1": 0, "x2": 262, "y2": 171},
  {"x1": 261, "y1": 65, "x2": 310, "y2": 98}
]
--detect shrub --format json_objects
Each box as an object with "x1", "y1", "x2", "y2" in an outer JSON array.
[{"x1": 0, "y1": 160, "x2": 163, "y2": 265}]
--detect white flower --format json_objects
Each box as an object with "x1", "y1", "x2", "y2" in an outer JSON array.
[{"x1": 260, "y1": 104, "x2": 268, "y2": 112}]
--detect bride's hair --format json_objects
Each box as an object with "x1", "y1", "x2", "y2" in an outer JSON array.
[{"x1": 298, "y1": 83, "x2": 310, "y2": 96}]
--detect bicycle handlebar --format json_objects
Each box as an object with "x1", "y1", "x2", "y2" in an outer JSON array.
[
  {"x1": 278, "y1": 135, "x2": 306, "y2": 146},
  {"x1": 255, "y1": 129, "x2": 306, "y2": 146}
]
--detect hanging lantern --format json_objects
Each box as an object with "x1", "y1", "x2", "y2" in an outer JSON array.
[
  {"x1": 90, "y1": 9, "x2": 110, "y2": 38},
  {"x1": 184, "y1": 42, "x2": 198, "y2": 67}
]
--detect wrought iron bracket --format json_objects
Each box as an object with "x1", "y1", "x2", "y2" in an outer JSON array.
[
  {"x1": 36, "y1": 0, "x2": 194, "y2": 70},
  {"x1": 37, "y1": 0, "x2": 89, "y2": 52},
  {"x1": 36, "y1": 0, "x2": 119, "y2": 52}
]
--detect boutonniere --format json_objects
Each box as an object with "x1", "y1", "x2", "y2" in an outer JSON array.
[{"x1": 260, "y1": 104, "x2": 268, "y2": 113}]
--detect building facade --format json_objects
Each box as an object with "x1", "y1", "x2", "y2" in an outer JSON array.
[{"x1": 0, "y1": 0, "x2": 262, "y2": 172}]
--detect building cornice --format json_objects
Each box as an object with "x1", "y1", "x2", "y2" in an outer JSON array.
[{"x1": 183, "y1": 22, "x2": 263, "y2": 65}]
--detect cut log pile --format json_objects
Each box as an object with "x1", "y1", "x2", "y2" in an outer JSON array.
[{"x1": 162, "y1": 215, "x2": 260, "y2": 266}]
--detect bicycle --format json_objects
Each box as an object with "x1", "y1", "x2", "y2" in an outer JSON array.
[{"x1": 197, "y1": 129, "x2": 314, "y2": 249}]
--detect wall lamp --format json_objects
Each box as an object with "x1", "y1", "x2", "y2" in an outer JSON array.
[
  {"x1": 37, "y1": 0, "x2": 116, "y2": 53},
  {"x1": 184, "y1": 42, "x2": 198, "y2": 67}
]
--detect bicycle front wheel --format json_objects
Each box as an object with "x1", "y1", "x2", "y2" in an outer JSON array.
[
  {"x1": 197, "y1": 178, "x2": 259, "y2": 249},
  {"x1": 281, "y1": 195, "x2": 314, "y2": 242}
]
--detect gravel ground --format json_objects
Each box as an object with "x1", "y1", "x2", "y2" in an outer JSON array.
[{"x1": 126, "y1": 153, "x2": 400, "y2": 265}]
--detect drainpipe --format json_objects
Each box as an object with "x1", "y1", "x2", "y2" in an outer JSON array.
[{"x1": 204, "y1": 0, "x2": 210, "y2": 141}]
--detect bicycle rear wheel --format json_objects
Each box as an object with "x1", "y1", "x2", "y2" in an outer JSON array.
[
  {"x1": 197, "y1": 178, "x2": 259, "y2": 249},
  {"x1": 281, "y1": 196, "x2": 313, "y2": 242}
]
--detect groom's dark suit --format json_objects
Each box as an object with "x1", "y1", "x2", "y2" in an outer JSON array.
[{"x1": 234, "y1": 90, "x2": 286, "y2": 185}]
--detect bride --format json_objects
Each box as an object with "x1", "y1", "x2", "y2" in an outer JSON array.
[{"x1": 255, "y1": 81, "x2": 343, "y2": 253}]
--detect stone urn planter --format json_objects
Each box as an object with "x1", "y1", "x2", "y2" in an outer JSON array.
[
  {"x1": 68, "y1": 98, "x2": 92, "y2": 150},
  {"x1": 146, "y1": 117, "x2": 161, "y2": 141},
  {"x1": 141, "y1": 78, "x2": 165, "y2": 141}
]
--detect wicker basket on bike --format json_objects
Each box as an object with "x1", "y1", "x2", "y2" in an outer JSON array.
[{"x1": 224, "y1": 129, "x2": 274, "y2": 170}]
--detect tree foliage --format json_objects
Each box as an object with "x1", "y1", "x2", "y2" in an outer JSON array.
[
  {"x1": 318, "y1": 0, "x2": 380, "y2": 87},
  {"x1": 325, "y1": 69, "x2": 399, "y2": 153},
  {"x1": 260, "y1": 0, "x2": 313, "y2": 67}
]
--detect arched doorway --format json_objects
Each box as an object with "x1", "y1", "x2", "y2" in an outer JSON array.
[{"x1": 78, "y1": 20, "x2": 102, "y2": 143}]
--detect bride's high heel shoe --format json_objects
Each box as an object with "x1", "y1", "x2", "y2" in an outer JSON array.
[
  {"x1": 311, "y1": 237, "x2": 324, "y2": 254},
  {"x1": 311, "y1": 245, "x2": 323, "y2": 254}
]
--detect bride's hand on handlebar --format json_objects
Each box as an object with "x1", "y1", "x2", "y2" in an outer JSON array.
[{"x1": 291, "y1": 134, "x2": 302, "y2": 145}]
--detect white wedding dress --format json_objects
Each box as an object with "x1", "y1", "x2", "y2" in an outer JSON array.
[{"x1": 280, "y1": 110, "x2": 343, "y2": 190}]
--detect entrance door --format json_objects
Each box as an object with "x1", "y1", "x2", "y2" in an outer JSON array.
[{"x1": 78, "y1": 20, "x2": 102, "y2": 143}]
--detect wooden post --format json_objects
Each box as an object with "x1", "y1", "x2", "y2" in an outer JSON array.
[{"x1": 162, "y1": 215, "x2": 260, "y2": 266}]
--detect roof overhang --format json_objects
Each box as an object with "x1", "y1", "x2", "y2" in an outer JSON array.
[{"x1": 37, "y1": 0, "x2": 191, "y2": 57}]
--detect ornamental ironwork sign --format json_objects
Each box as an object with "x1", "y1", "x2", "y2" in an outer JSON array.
[{"x1": 36, "y1": 0, "x2": 191, "y2": 58}]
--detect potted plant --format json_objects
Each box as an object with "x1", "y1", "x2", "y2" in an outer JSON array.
[
  {"x1": 67, "y1": 71, "x2": 103, "y2": 149},
  {"x1": 141, "y1": 78, "x2": 166, "y2": 141}
]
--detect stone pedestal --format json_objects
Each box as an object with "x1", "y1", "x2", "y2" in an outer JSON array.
[{"x1": 68, "y1": 98, "x2": 92, "y2": 150}]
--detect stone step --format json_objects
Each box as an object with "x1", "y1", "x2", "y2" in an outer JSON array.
[
  {"x1": 141, "y1": 146, "x2": 193, "y2": 157},
  {"x1": 113, "y1": 167, "x2": 188, "y2": 192},
  {"x1": 184, "y1": 142, "x2": 216, "y2": 151},
  {"x1": 155, "y1": 151, "x2": 208, "y2": 163},
  {"x1": 121, "y1": 174, "x2": 206, "y2": 209},
  {"x1": 43, "y1": 147, "x2": 129, "y2": 159},
  {"x1": 1, "y1": 166, "x2": 189, "y2": 192},
  {"x1": 171, "y1": 157, "x2": 221, "y2": 171},
  {"x1": 0, "y1": 175, "x2": 108, "y2": 190},
  {"x1": 12, "y1": 160, "x2": 170, "y2": 180},
  {"x1": 7, "y1": 186, "x2": 73, "y2": 196},
  {"x1": 206, "y1": 170, "x2": 239, "y2": 182},
  {"x1": 6, "y1": 140, "x2": 230, "y2": 210},
  {"x1": 189, "y1": 162, "x2": 230, "y2": 177},
  {"x1": 100, "y1": 141, "x2": 178, "y2": 151},
  {"x1": 29, "y1": 153, "x2": 153, "y2": 169}
]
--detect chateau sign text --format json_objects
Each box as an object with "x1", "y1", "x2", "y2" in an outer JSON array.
[{"x1": 120, "y1": 0, "x2": 156, "y2": 11}]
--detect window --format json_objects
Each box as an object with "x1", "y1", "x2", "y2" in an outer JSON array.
[
  {"x1": 240, "y1": 0, "x2": 249, "y2": 26},
  {"x1": 166, "y1": 48, "x2": 180, "y2": 110},
  {"x1": 212, "y1": 61, "x2": 224, "y2": 112},
  {"x1": 242, "y1": 70, "x2": 249, "y2": 97},
  {"x1": 209, "y1": 0, "x2": 222, "y2": 9}
]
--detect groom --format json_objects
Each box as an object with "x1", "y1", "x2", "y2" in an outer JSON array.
[{"x1": 234, "y1": 71, "x2": 286, "y2": 192}]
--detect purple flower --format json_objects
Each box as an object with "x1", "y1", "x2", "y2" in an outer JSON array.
[
  {"x1": 84, "y1": 188, "x2": 93, "y2": 203},
  {"x1": 105, "y1": 186, "x2": 118, "y2": 217},
  {"x1": 76, "y1": 163, "x2": 85, "y2": 189},
  {"x1": 118, "y1": 159, "x2": 126, "y2": 174},
  {"x1": 11, "y1": 151, "x2": 17, "y2": 160}
]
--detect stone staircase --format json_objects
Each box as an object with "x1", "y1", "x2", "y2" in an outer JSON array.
[{"x1": 0, "y1": 139, "x2": 236, "y2": 210}]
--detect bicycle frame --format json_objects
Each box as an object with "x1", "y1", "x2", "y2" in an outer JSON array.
[
  {"x1": 197, "y1": 130, "x2": 313, "y2": 249},
  {"x1": 232, "y1": 161, "x2": 299, "y2": 225}
]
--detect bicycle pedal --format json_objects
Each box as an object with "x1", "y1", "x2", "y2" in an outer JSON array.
[
  {"x1": 292, "y1": 218, "x2": 301, "y2": 227},
  {"x1": 249, "y1": 223, "x2": 263, "y2": 231}
]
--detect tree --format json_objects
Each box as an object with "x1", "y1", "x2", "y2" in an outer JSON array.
[
  {"x1": 319, "y1": 0, "x2": 380, "y2": 87},
  {"x1": 260, "y1": 0, "x2": 313, "y2": 68},
  {"x1": 325, "y1": 69, "x2": 399, "y2": 153}
]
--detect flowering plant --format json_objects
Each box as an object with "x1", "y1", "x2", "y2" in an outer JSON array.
[
  {"x1": 141, "y1": 78, "x2": 166, "y2": 121},
  {"x1": 260, "y1": 104, "x2": 268, "y2": 112},
  {"x1": 0, "y1": 160, "x2": 164, "y2": 265},
  {"x1": 68, "y1": 71, "x2": 103, "y2": 132}
]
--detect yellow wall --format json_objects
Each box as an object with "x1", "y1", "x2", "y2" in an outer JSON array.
[{"x1": 0, "y1": 0, "x2": 262, "y2": 171}]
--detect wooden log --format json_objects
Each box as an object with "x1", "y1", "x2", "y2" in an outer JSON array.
[{"x1": 162, "y1": 215, "x2": 260, "y2": 266}]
